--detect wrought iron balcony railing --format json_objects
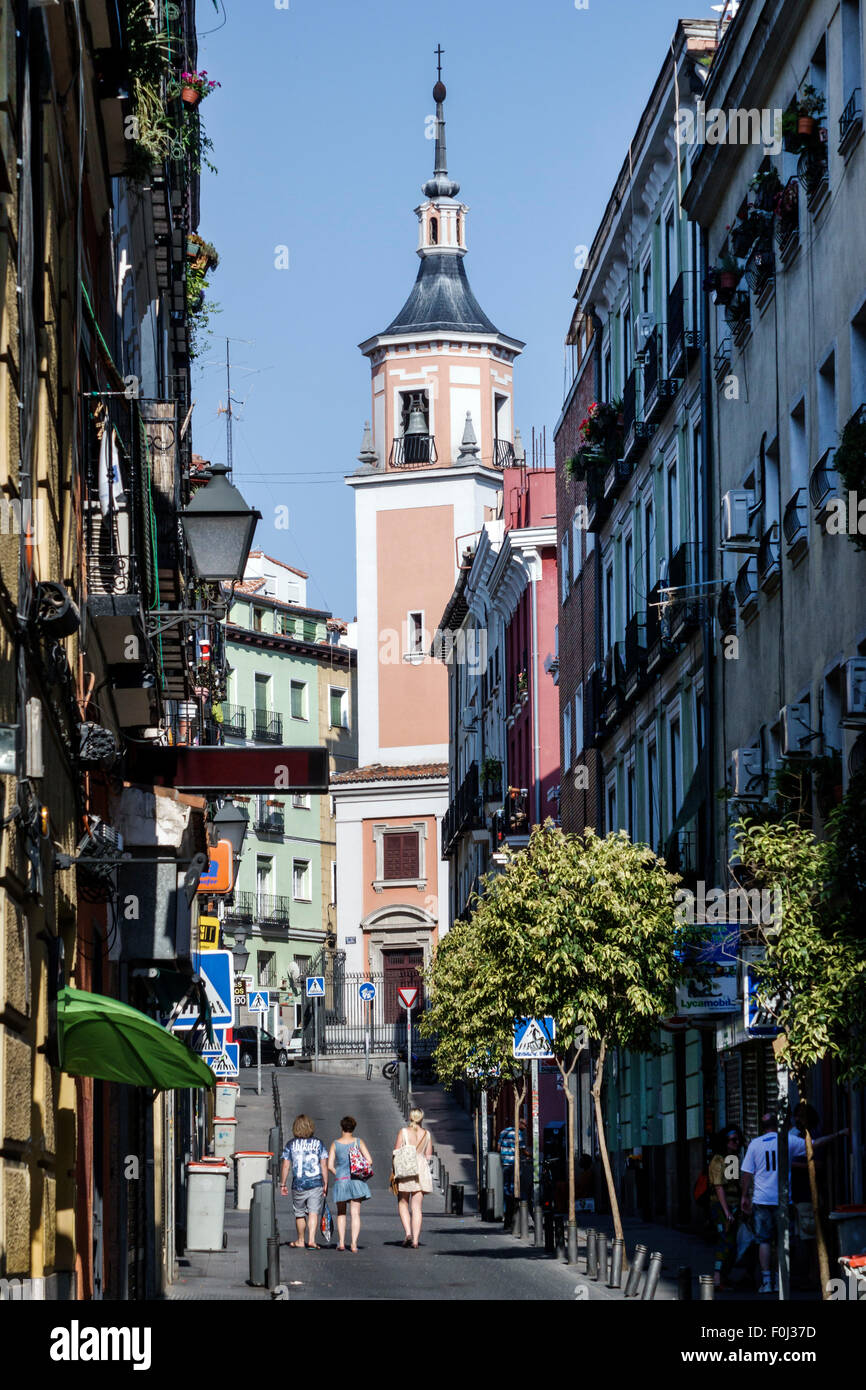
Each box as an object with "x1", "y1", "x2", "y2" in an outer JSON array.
[
  {"x1": 255, "y1": 893, "x2": 292, "y2": 925},
  {"x1": 225, "y1": 891, "x2": 254, "y2": 921},
  {"x1": 758, "y1": 522, "x2": 781, "y2": 592},
  {"x1": 735, "y1": 555, "x2": 759, "y2": 618},
  {"x1": 783, "y1": 487, "x2": 808, "y2": 557},
  {"x1": 839, "y1": 87, "x2": 863, "y2": 152},
  {"x1": 494, "y1": 438, "x2": 515, "y2": 468},
  {"x1": 253, "y1": 712, "x2": 283, "y2": 743},
  {"x1": 220, "y1": 702, "x2": 246, "y2": 737},
  {"x1": 442, "y1": 762, "x2": 482, "y2": 856},
  {"x1": 255, "y1": 808, "x2": 285, "y2": 835},
  {"x1": 808, "y1": 447, "x2": 838, "y2": 511},
  {"x1": 389, "y1": 434, "x2": 438, "y2": 468}
]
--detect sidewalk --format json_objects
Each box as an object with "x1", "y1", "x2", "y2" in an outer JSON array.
[{"x1": 166, "y1": 1075, "x2": 277, "y2": 1301}]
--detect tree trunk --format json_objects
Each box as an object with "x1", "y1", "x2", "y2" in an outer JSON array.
[
  {"x1": 804, "y1": 1125, "x2": 831, "y2": 1299},
  {"x1": 556, "y1": 1054, "x2": 577, "y2": 1240},
  {"x1": 592, "y1": 1037, "x2": 624, "y2": 1243}
]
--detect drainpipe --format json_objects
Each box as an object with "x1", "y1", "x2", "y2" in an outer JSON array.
[
  {"x1": 698, "y1": 229, "x2": 715, "y2": 888},
  {"x1": 531, "y1": 556, "x2": 542, "y2": 827},
  {"x1": 590, "y1": 306, "x2": 605, "y2": 832}
]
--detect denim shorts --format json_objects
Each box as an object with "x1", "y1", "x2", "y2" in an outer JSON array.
[
  {"x1": 292, "y1": 1185, "x2": 324, "y2": 1219},
  {"x1": 753, "y1": 1204, "x2": 776, "y2": 1242}
]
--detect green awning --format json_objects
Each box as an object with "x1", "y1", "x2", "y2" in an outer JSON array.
[{"x1": 57, "y1": 987, "x2": 215, "y2": 1090}]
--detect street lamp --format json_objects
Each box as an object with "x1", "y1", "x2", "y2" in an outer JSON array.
[
  {"x1": 179, "y1": 462, "x2": 261, "y2": 583},
  {"x1": 230, "y1": 922, "x2": 250, "y2": 974},
  {"x1": 212, "y1": 801, "x2": 249, "y2": 859}
]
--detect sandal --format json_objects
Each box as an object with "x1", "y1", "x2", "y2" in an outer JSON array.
[
  {"x1": 288, "y1": 1241, "x2": 305, "y2": 1249},
  {"x1": 402, "y1": 1237, "x2": 412, "y2": 1248}
]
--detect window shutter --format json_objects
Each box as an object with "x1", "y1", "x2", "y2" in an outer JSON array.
[
  {"x1": 383, "y1": 832, "x2": 419, "y2": 880},
  {"x1": 401, "y1": 832, "x2": 419, "y2": 879}
]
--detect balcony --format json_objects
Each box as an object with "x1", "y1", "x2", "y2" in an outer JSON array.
[
  {"x1": 758, "y1": 522, "x2": 781, "y2": 593},
  {"x1": 583, "y1": 668, "x2": 602, "y2": 750},
  {"x1": 253, "y1": 712, "x2": 283, "y2": 743},
  {"x1": 220, "y1": 702, "x2": 246, "y2": 738},
  {"x1": 442, "y1": 762, "x2": 483, "y2": 857},
  {"x1": 503, "y1": 786, "x2": 529, "y2": 836},
  {"x1": 666, "y1": 272, "x2": 700, "y2": 375},
  {"x1": 809, "y1": 447, "x2": 839, "y2": 529},
  {"x1": 624, "y1": 611, "x2": 647, "y2": 700},
  {"x1": 255, "y1": 895, "x2": 293, "y2": 939},
  {"x1": 601, "y1": 646, "x2": 625, "y2": 729},
  {"x1": 646, "y1": 580, "x2": 674, "y2": 676},
  {"x1": 735, "y1": 555, "x2": 759, "y2": 622},
  {"x1": 603, "y1": 457, "x2": 632, "y2": 502},
  {"x1": 665, "y1": 542, "x2": 702, "y2": 638},
  {"x1": 839, "y1": 88, "x2": 863, "y2": 155},
  {"x1": 714, "y1": 336, "x2": 733, "y2": 382},
  {"x1": 724, "y1": 291, "x2": 751, "y2": 346},
  {"x1": 775, "y1": 178, "x2": 800, "y2": 264},
  {"x1": 494, "y1": 438, "x2": 516, "y2": 468},
  {"x1": 783, "y1": 487, "x2": 808, "y2": 561},
  {"x1": 797, "y1": 140, "x2": 829, "y2": 209},
  {"x1": 745, "y1": 243, "x2": 774, "y2": 301},
  {"x1": 255, "y1": 804, "x2": 285, "y2": 836},
  {"x1": 389, "y1": 434, "x2": 438, "y2": 469},
  {"x1": 586, "y1": 461, "x2": 613, "y2": 534},
  {"x1": 225, "y1": 891, "x2": 255, "y2": 922},
  {"x1": 642, "y1": 328, "x2": 660, "y2": 419}
]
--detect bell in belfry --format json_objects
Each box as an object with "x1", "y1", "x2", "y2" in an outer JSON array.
[{"x1": 403, "y1": 393, "x2": 430, "y2": 463}]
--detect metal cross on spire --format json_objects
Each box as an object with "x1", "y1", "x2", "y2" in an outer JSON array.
[{"x1": 435, "y1": 44, "x2": 443, "y2": 81}]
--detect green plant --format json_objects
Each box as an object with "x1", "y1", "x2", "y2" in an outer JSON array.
[
  {"x1": 799, "y1": 83, "x2": 826, "y2": 119},
  {"x1": 717, "y1": 250, "x2": 740, "y2": 274}
]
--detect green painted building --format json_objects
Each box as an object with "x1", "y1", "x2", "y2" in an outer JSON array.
[{"x1": 220, "y1": 553, "x2": 357, "y2": 1036}]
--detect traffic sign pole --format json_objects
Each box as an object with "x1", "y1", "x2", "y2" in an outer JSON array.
[
  {"x1": 365, "y1": 999, "x2": 371, "y2": 1081},
  {"x1": 407, "y1": 1006, "x2": 412, "y2": 1099},
  {"x1": 257, "y1": 1014, "x2": 262, "y2": 1097},
  {"x1": 314, "y1": 995, "x2": 319, "y2": 1070},
  {"x1": 531, "y1": 1058, "x2": 540, "y2": 1210}
]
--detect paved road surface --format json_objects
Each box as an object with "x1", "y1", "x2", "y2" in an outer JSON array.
[{"x1": 274, "y1": 1072, "x2": 575, "y2": 1301}]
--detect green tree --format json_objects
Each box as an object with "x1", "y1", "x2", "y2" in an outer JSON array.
[
  {"x1": 732, "y1": 815, "x2": 866, "y2": 1298},
  {"x1": 427, "y1": 823, "x2": 680, "y2": 1248}
]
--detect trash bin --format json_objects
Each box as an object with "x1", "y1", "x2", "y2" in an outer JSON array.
[
  {"x1": 212, "y1": 1116, "x2": 238, "y2": 1160},
  {"x1": 215, "y1": 1080, "x2": 240, "y2": 1119},
  {"x1": 249, "y1": 1178, "x2": 276, "y2": 1287},
  {"x1": 234, "y1": 1151, "x2": 273, "y2": 1212},
  {"x1": 185, "y1": 1161, "x2": 229, "y2": 1251},
  {"x1": 829, "y1": 1207, "x2": 866, "y2": 1256}
]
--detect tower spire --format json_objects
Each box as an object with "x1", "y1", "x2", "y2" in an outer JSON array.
[{"x1": 423, "y1": 47, "x2": 459, "y2": 199}]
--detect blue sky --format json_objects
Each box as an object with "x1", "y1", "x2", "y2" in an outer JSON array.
[{"x1": 192, "y1": 0, "x2": 711, "y2": 620}]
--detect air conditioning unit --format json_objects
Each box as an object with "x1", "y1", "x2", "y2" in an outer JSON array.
[
  {"x1": 843, "y1": 657, "x2": 866, "y2": 723},
  {"x1": 779, "y1": 701, "x2": 811, "y2": 756},
  {"x1": 730, "y1": 746, "x2": 764, "y2": 797},
  {"x1": 721, "y1": 490, "x2": 757, "y2": 545}
]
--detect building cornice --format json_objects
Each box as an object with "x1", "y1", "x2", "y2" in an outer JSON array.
[{"x1": 226, "y1": 625, "x2": 356, "y2": 666}]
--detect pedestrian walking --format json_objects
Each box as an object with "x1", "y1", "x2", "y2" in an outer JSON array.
[
  {"x1": 708, "y1": 1127, "x2": 743, "y2": 1290},
  {"x1": 328, "y1": 1116, "x2": 373, "y2": 1253},
  {"x1": 392, "y1": 1106, "x2": 433, "y2": 1248},
  {"x1": 279, "y1": 1114, "x2": 329, "y2": 1250}
]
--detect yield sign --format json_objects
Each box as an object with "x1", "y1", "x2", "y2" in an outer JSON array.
[{"x1": 397, "y1": 986, "x2": 419, "y2": 1010}]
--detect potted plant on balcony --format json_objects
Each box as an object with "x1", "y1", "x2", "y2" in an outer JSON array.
[
  {"x1": 728, "y1": 216, "x2": 753, "y2": 259},
  {"x1": 180, "y1": 69, "x2": 220, "y2": 106},
  {"x1": 748, "y1": 166, "x2": 783, "y2": 212},
  {"x1": 517, "y1": 670, "x2": 529, "y2": 704},
  {"x1": 482, "y1": 756, "x2": 503, "y2": 800},
  {"x1": 186, "y1": 233, "x2": 219, "y2": 273},
  {"x1": 713, "y1": 251, "x2": 741, "y2": 305},
  {"x1": 782, "y1": 86, "x2": 826, "y2": 149}
]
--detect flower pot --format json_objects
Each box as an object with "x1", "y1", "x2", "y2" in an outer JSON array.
[
  {"x1": 797, "y1": 115, "x2": 815, "y2": 137},
  {"x1": 182, "y1": 86, "x2": 201, "y2": 106}
]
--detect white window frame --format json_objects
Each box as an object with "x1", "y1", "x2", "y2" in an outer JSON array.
[
  {"x1": 329, "y1": 685, "x2": 349, "y2": 729},
  {"x1": 292, "y1": 858, "x2": 312, "y2": 902},
  {"x1": 561, "y1": 530, "x2": 571, "y2": 602},
  {"x1": 404, "y1": 610, "x2": 427, "y2": 664},
  {"x1": 574, "y1": 683, "x2": 584, "y2": 761},
  {"x1": 372, "y1": 822, "x2": 428, "y2": 893},
  {"x1": 563, "y1": 701, "x2": 573, "y2": 771},
  {"x1": 292, "y1": 793, "x2": 311, "y2": 810}
]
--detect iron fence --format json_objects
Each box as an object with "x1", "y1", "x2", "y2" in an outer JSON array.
[{"x1": 299, "y1": 962, "x2": 434, "y2": 1058}]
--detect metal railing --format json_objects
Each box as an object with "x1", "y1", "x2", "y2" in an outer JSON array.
[
  {"x1": 253, "y1": 712, "x2": 283, "y2": 743},
  {"x1": 622, "y1": 368, "x2": 636, "y2": 434},
  {"x1": 389, "y1": 434, "x2": 438, "y2": 468},
  {"x1": 809, "y1": 448, "x2": 837, "y2": 509},
  {"x1": 442, "y1": 762, "x2": 482, "y2": 857},
  {"x1": 642, "y1": 326, "x2": 659, "y2": 401},
  {"x1": 758, "y1": 522, "x2": 781, "y2": 587},
  {"x1": 494, "y1": 438, "x2": 516, "y2": 468},
  {"x1": 735, "y1": 555, "x2": 759, "y2": 610},
  {"x1": 839, "y1": 88, "x2": 862, "y2": 150},
  {"x1": 220, "y1": 702, "x2": 246, "y2": 737},
  {"x1": 225, "y1": 891, "x2": 255, "y2": 921},
  {"x1": 783, "y1": 488, "x2": 808, "y2": 548},
  {"x1": 775, "y1": 178, "x2": 799, "y2": 258},
  {"x1": 255, "y1": 893, "x2": 292, "y2": 925},
  {"x1": 255, "y1": 807, "x2": 285, "y2": 835}
]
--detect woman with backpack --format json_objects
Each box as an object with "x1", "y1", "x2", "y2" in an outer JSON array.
[
  {"x1": 392, "y1": 1107, "x2": 433, "y2": 1248},
  {"x1": 328, "y1": 1116, "x2": 373, "y2": 1253}
]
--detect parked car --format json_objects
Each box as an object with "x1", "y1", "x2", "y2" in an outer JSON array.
[{"x1": 235, "y1": 1026, "x2": 290, "y2": 1068}]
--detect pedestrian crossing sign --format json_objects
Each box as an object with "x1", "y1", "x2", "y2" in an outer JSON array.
[
  {"x1": 205, "y1": 1044, "x2": 239, "y2": 1077},
  {"x1": 512, "y1": 1016, "x2": 556, "y2": 1059},
  {"x1": 306, "y1": 976, "x2": 325, "y2": 997},
  {"x1": 247, "y1": 989, "x2": 269, "y2": 1013}
]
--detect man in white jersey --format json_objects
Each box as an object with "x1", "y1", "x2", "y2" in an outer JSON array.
[{"x1": 740, "y1": 1113, "x2": 806, "y2": 1293}]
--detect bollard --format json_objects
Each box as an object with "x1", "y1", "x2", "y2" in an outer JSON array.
[
  {"x1": 485, "y1": 1152, "x2": 503, "y2": 1222},
  {"x1": 610, "y1": 1237, "x2": 624, "y2": 1288},
  {"x1": 248, "y1": 1179, "x2": 275, "y2": 1288},
  {"x1": 624, "y1": 1243, "x2": 648, "y2": 1298},
  {"x1": 586, "y1": 1227, "x2": 599, "y2": 1279},
  {"x1": 268, "y1": 1127, "x2": 280, "y2": 1184},
  {"x1": 553, "y1": 1215, "x2": 566, "y2": 1262},
  {"x1": 543, "y1": 1211, "x2": 555, "y2": 1254},
  {"x1": 641, "y1": 1250, "x2": 664, "y2": 1301},
  {"x1": 534, "y1": 1204, "x2": 544, "y2": 1248},
  {"x1": 442, "y1": 1170, "x2": 450, "y2": 1214},
  {"x1": 699, "y1": 1274, "x2": 715, "y2": 1301},
  {"x1": 567, "y1": 1222, "x2": 579, "y2": 1265},
  {"x1": 451, "y1": 1183, "x2": 465, "y2": 1216},
  {"x1": 478, "y1": 1186, "x2": 487, "y2": 1220},
  {"x1": 678, "y1": 1266, "x2": 693, "y2": 1301},
  {"x1": 518, "y1": 1200, "x2": 530, "y2": 1240},
  {"x1": 267, "y1": 1235, "x2": 280, "y2": 1291},
  {"x1": 598, "y1": 1231, "x2": 609, "y2": 1285}
]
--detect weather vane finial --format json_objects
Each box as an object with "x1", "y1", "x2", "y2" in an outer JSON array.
[{"x1": 435, "y1": 44, "x2": 444, "y2": 82}]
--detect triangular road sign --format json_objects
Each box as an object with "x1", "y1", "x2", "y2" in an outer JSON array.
[
  {"x1": 210, "y1": 1052, "x2": 235, "y2": 1076},
  {"x1": 398, "y1": 986, "x2": 419, "y2": 1009}
]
